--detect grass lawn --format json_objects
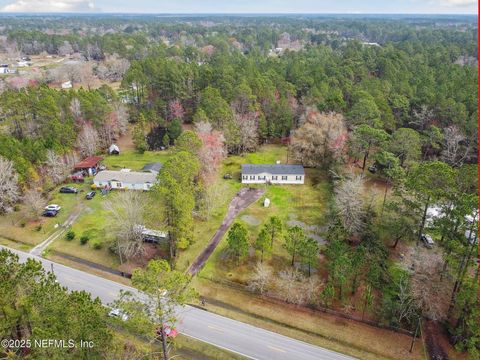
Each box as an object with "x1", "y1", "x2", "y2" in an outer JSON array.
[
  {"x1": 177, "y1": 144, "x2": 331, "y2": 273},
  {"x1": 198, "y1": 144, "x2": 331, "y2": 282},
  {"x1": 174, "y1": 334, "x2": 247, "y2": 360},
  {"x1": 193, "y1": 277, "x2": 426, "y2": 360},
  {"x1": 0, "y1": 181, "x2": 91, "y2": 246},
  {"x1": 47, "y1": 190, "x2": 154, "y2": 269},
  {"x1": 103, "y1": 149, "x2": 172, "y2": 171},
  {"x1": 0, "y1": 236, "x2": 32, "y2": 251},
  {"x1": 176, "y1": 180, "x2": 238, "y2": 272},
  {"x1": 109, "y1": 329, "x2": 247, "y2": 360},
  {"x1": 221, "y1": 144, "x2": 331, "y2": 227}
]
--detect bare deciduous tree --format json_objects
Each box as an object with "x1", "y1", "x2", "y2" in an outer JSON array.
[
  {"x1": 276, "y1": 268, "x2": 306, "y2": 305},
  {"x1": 302, "y1": 276, "x2": 323, "y2": 306},
  {"x1": 194, "y1": 121, "x2": 213, "y2": 134},
  {"x1": 290, "y1": 107, "x2": 348, "y2": 168},
  {"x1": 45, "y1": 149, "x2": 72, "y2": 185},
  {"x1": 441, "y1": 126, "x2": 469, "y2": 166},
  {"x1": 78, "y1": 62, "x2": 95, "y2": 90},
  {"x1": 394, "y1": 273, "x2": 418, "y2": 325},
  {"x1": 76, "y1": 123, "x2": 99, "y2": 157},
  {"x1": 247, "y1": 262, "x2": 272, "y2": 295},
  {"x1": 23, "y1": 189, "x2": 47, "y2": 220},
  {"x1": 0, "y1": 156, "x2": 20, "y2": 214},
  {"x1": 69, "y1": 98, "x2": 82, "y2": 121},
  {"x1": 410, "y1": 105, "x2": 434, "y2": 131},
  {"x1": 233, "y1": 112, "x2": 258, "y2": 153},
  {"x1": 334, "y1": 174, "x2": 366, "y2": 235},
  {"x1": 112, "y1": 103, "x2": 129, "y2": 135},
  {"x1": 196, "y1": 123, "x2": 226, "y2": 183},
  {"x1": 58, "y1": 41, "x2": 74, "y2": 56},
  {"x1": 104, "y1": 191, "x2": 146, "y2": 262},
  {"x1": 5, "y1": 41, "x2": 21, "y2": 60}
]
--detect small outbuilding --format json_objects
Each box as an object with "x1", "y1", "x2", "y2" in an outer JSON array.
[
  {"x1": 108, "y1": 144, "x2": 120, "y2": 155},
  {"x1": 74, "y1": 156, "x2": 103, "y2": 176},
  {"x1": 61, "y1": 81, "x2": 72, "y2": 89}
]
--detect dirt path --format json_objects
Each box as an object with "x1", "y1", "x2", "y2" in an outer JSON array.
[
  {"x1": 30, "y1": 206, "x2": 84, "y2": 256},
  {"x1": 424, "y1": 320, "x2": 450, "y2": 360},
  {"x1": 188, "y1": 187, "x2": 265, "y2": 276}
]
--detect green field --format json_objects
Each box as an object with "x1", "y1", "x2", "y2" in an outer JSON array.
[
  {"x1": 103, "y1": 149, "x2": 172, "y2": 171},
  {"x1": 47, "y1": 188, "x2": 121, "y2": 268},
  {"x1": 0, "y1": 181, "x2": 91, "y2": 246},
  {"x1": 197, "y1": 144, "x2": 332, "y2": 282}
]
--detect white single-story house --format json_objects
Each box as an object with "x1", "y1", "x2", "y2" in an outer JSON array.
[
  {"x1": 94, "y1": 170, "x2": 158, "y2": 191},
  {"x1": 241, "y1": 164, "x2": 305, "y2": 185}
]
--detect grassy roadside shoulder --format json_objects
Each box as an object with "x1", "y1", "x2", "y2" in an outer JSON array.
[
  {"x1": 175, "y1": 334, "x2": 248, "y2": 360},
  {"x1": 193, "y1": 277, "x2": 426, "y2": 360}
]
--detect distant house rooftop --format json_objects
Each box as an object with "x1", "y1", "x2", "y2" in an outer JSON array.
[
  {"x1": 74, "y1": 156, "x2": 103, "y2": 169},
  {"x1": 142, "y1": 162, "x2": 163, "y2": 173},
  {"x1": 241, "y1": 164, "x2": 304, "y2": 175}
]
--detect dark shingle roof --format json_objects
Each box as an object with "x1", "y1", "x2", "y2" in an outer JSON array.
[
  {"x1": 142, "y1": 163, "x2": 163, "y2": 173},
  {"x1": 241, "y1": 164, "x2": 304, "y2": 175}
]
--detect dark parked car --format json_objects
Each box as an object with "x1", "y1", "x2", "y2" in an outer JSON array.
[
  {"x1": 223, "y1": 173, "x2": 232, "y2": 179},
  {"x1": 43, "y1": 210, "x2": 58, "y2": 217},
  {"x1": 60, "y1": 186, "x2": 78, "y2": 194},
  {"x1": 368, "y1": 164, "x2": 378, "y2": 174},
  {"x1": 85, "y1": 191, "x2": 96, "y2": 200}
]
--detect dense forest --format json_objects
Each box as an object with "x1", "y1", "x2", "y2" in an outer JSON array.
[{"x1": 0, "y1": 14, "x2": 477, "y2": 358}]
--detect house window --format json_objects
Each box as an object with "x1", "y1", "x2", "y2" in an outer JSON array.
[
  {"x1": 249, "y1": 175, "x2": 256, "y2": 180},
  {"x1": 242, "y1": 175, "x2": 248, "y2": 180},
  {"x1": 116, "y1": 182, "x2": 122, "y2": 187},
  {"x1": 281, "y1": 176, "x2": 288, "y2": 180},
  {"x1": 272, "y1": 176, "x2": 278, "y2": 181},
  {"x1": 296, "y1": 176, "x2": 302, "y2": 180},
  {"x1": 259, "y1": 176, "x2": 266, "y2": 180}
]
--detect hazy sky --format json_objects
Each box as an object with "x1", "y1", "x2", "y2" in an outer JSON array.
[{"x1": 0, "y1": 0, "x2": 477, "y2": 14}]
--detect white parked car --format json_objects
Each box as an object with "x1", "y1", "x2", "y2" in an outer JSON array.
[
  {"x1": 108, "y1": 308, "x2": 129, "y2": 321},
  {"x1": 45, "y1": 204, "x2": 61, "y2": 212},
  {"x1": 421, "y1": 234, "x2": 435, "y2": 249}
]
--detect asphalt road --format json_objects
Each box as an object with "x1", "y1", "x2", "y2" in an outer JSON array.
[{"x1": 2, "y1": 246, "x2": 354, "y2": 360}]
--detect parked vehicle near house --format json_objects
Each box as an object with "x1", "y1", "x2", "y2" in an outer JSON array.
[
  {"x1": 45, "y1": 204, "x2": 61, "y2": 212},
  {"x1": 421, "y1": 234, "x2": 435, "y2": 248},
  {"x1": 108, "y1": 308, "x2": 128, "y2": 321},
  {"x1": 43, "y1": 210, "x2": 58, "y2": 217},
  {"x1": 85, "y1": 191, "x2": 96, "y2": 200},
  {"x1": 156, "y1": 325, "x2": 178, "y2": 339},
  {"x1": 60, "y1": 186, "x2": 78, "y2": 194},
  {"x1": 69, "y1": 172, "x2": 85, "y2": 183}
]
